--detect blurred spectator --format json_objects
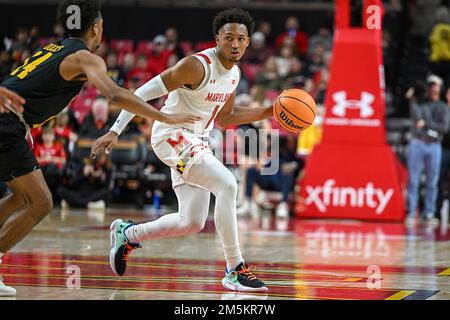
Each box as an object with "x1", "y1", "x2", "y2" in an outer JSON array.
[
  {"x1": 34, "y1": 127, "x2": 67, "y2": 200},
  {"x1": 106, "y1": 49, "x2": 126, "y2": 86},
  {"x1": 0, "y1": 50, "x2": 13, "y2": 79},
  {"x1": 58, "y1": 153, "x2": 112, "y2": 210},
  {"x1": 79, "y1": 97, "x2": 113, "y2": 138},
  {"x1": 147, "y1": 35, "x2": 172, "y2": 75},
  {"x1": 241, "y1": 31, "x2": 274, "y2": 65},
  {"x1": 307, "y1": 25, "x2": 333, "y2": 58},
  {"x1": 275, "y1": 17, "x2": 309, "y2": 56},
  {"x1": 166, "y1": 54, "x2": 179, "y2": 69},
  {"x1": 312, "y1": 51, "x2": 332, "y2": 104},
  {"x1": 297, "y1": 105, "x2": 324, "y2": 158},
  {"x1": 28, "y1": 26, "x2": 41, "y2": 51},
  {"x1": 437, "y1": 87, "x2": 450, "y2": 220},
  {"x1": 405, "y1": 75, "x2": 450, "y2": 226},
  {"x1": 275, "y1": 45, "x2": 296, "y2": 78},
  {"x1": 429, "y1": 6, "x2": 450, "y2": 87},
  {"x1": 51, "y1": 22, "x2": 65, "y2": 42},
  {"x1": 125, "y1": 54, "x2": 153, "y2": 88},
  {"x1": 165, "y1": 27, "x2": 185, "y2": 60},
  {"x1": 254, "y1": 56, "x2": 283, "y2": 92},
  {"x1": 305, "y1": 41, "x2": 326, "y2": 77},
  {"x1": 282, "y1": 56, "x2": 313, "y2": 92},
  {"x1": 239, "y1": 135, "x2": 302, "y2": 218},
  {"x1": 10, "y1": 27, "x2": 29, "y2": 60},
  {"x1": 54, "y1": 111, "x2": 77, "y2": 153},
  {"x1": 256, "y1": 21, "x2": 274, "y2": 47},
  {"x1": 122, "y1": 52, "x2": 136, "y2": 75}
]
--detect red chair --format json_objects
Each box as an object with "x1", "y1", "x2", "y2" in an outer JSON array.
[
  {"x1": 194, "y1": 41, "x2": 215, "y2": 52},
  {"x1": 109, "y1": 39, "x2": 134, "y2": 55},
  {"x1": 135, "y1": 41, "x2": 154, "y2": 56}
]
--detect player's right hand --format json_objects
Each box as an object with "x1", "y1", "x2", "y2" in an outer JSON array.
[
  {"x1": 0, "y1": 86, "x2": 25, "y2": 114},
  {"x1": 161, "y1": 112, "x2": 202, "y2": 125},
  {"x1": 91, "y1": 131, "x2": 119, "y2": 159}
]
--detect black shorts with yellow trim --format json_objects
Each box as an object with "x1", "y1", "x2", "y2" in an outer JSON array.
[{"x1": 0, "y1": 113, "x2": 39, "y2": 182}]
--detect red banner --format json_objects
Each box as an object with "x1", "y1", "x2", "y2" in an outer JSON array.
[{"x1": 296, "y1": 0, "x2": 407, "y2": 221}]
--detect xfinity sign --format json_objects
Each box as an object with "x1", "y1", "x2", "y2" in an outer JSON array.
[{"x1": 305, "y1": 179, "x2": 394, "y2": 214}]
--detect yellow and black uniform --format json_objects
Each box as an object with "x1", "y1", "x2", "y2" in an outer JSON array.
[{"x1": 0, "y1": 38, "x2": 88, "y2": 181}]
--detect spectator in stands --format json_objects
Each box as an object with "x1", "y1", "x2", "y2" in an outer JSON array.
[
  {"x1": 282, "y1": 56, "x2": 313, "y2": 92},
  {"x1": 305, "y1": 41, "x2": 326, "y2": 78},
  {"x1": 51, "y1": 22, "x2": 65, "y2": 42},
  {"x1": 106, "y1": 49, "x2": 126, "y2": 86},
  {"x1": 254, "y1": 56, "x2": 283, "y2": 93},
  {"x1": 147, "y1": 35, "x2": 171, "y2": 76},
  {"x1": 166, "y1": 54, "x2": 179, "y2": 69},
  {"x1": 10, "y1": 27, "x2": 29, "y2": 60},
  {"x1": 28, "y1": 26, "x2": 41, "y2": 52},
  {"x1": 429, "y1": 6, "x2": 450, "y2": 87},
  {"x1": 165, "y1": 27, "x2": 185, "y2": 60},
  {"x1": 79, "y1": 97, "x2": 113, "y2": 138},
  {"x1": 256, "y1": 20, "x2": 274, "y2": 46},
  {"x1": 239, "y1": 135, "x2": 302, "y2": 218},
  {"x1": 297, "y1": 105, "x2": 324, "y2": 158},
  {"x1": 437, "y1": 87, "x2": 450, "y2": 221},
  {"x1": 125, "y1": 54, "x2": 153, "y2": 87},
  {"x1": 34, "y1": 127, "x2": 67, "y2": 200},
  {"x1": 275, "y1": 45, "x2": 296, "y2": 78},
  {"x1": 0, "y1": 50, "x2": 13, "y2": 79},
  {"x1": 54, "y1": 111, "x2": 77, "y2": 153},
  {"x1": 275, "y1": 17, "x2": 309, "y2": 56},
  {"x1": 307, "y1": 25, "x2": 333, "y2": 58},
  {"x1": 242, "y1": 31, "x2": 274, "y2": 65},
  {"x1": 58, "y1": 153, "x2": 112, "y2": 210},
  {"x1": 405, "y1": 75, "x2": 450, "y2": 226},
  {"x1": 122, "y1": 52, "x2": 136, "y2": 75}
]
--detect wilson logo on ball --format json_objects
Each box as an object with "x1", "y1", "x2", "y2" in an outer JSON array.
[{"x1": 279, "y1": 110, "x2": 303, "y2": 130}]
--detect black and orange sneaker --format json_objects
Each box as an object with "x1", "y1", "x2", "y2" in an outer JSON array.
[
  {"x1": 109, "y1": 219, "x2": 142, "y2": 276},
  {"x1": 222, "y1": 262, "x2": 268, "y2": 292}
]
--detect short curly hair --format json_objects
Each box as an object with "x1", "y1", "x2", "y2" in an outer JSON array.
[
  {"x1": 212, "y1": 8, "x2": 255, "y2": 36},
  {"x1": 57, "y1": 0, "x2": 101, "y2": 37}
]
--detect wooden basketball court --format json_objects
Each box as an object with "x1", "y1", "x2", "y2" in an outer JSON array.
[{"x1": 1, "y1": 207, "x2": 449, "y2": 300}]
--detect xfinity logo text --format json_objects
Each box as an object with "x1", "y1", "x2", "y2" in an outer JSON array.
[{"x1": 305, "y1": 179, "x2": 394, "y2": 214}]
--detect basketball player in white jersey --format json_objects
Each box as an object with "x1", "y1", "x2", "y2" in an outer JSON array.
[{"x1": 92, "y1": 8, "x2": 273, "y2": 292}]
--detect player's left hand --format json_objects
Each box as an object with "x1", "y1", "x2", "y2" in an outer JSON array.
[
  {"x1": 91, "y1": 131, "x2": 118, "y2": 158},
  {"x1": 0, "y1": 86, "x2": 25, "y2": 114}
]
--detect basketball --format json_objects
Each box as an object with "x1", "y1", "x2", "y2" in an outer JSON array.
[{"x1": 273, "y1": 89, "x2": 317, "y2": 133}]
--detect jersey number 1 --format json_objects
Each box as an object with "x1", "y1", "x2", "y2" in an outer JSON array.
[{"x1": 10, "y1": 51, "x2": 53, "y2": 79}]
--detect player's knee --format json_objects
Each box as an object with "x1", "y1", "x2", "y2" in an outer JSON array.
[
  {"x1": 31, "y1": 190, "x2": 53, "y2": 218},
  {"x1": 221, "y1": 175, "x2": 238, "y2": 196},
  {"x1": 188, "y1": 220, "x2": 205, "y2": 234}
]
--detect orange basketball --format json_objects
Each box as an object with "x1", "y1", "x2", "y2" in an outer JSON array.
[{"x1": 273, "y1": 89, "x2": 317, "y2": 133}]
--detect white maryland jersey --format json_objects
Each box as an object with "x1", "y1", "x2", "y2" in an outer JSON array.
[{"x1": 151, "y1": 47, "x2": 240, "y2": 144}]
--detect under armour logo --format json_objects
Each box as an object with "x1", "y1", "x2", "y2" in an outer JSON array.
[
  {"x1": 332, "y1": 91, "x2": 375, "y2": 118},
  {"x1": 209, "y1": 79, "x2": 216, "y2": 84}
]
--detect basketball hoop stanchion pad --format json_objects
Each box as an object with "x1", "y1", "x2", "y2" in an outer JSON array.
[{"x1": 296, "y1": 26, "x2": 408, "y2": 221}]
